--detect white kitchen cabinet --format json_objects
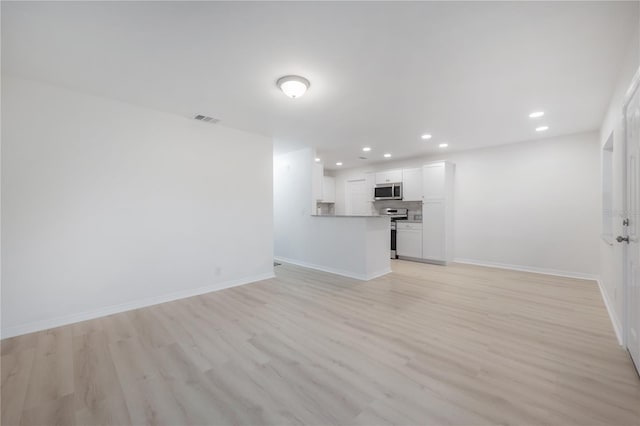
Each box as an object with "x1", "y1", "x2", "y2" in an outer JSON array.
[
  {"x1": 321, "y1": 176, "x2": 335, "y2": 203},
  {"x1": 422, "y1": 162, "x2": 446, "y2": 198},
  {"x1": 402, "y1": 167, "x2": 422, "y2": 201},
  {"x1": 365, "y1": 172, "x2": 376, "y2": 202},
  {"x1": 422, "y1": 161, "x2": 454, "y2": 264},
  {"x1": 375, "y1": 169, "x2": 403, "y2": 185},
  {"x1": 422, "y1": 201, "x2": 446, "y2": 260},
  {"x1": 396, "y1": 222, "x2": 423, "y2": 258}
]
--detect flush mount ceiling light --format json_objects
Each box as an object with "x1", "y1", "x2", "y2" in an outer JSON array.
[
  {"x1": 384, "y1": 153, "x2": 392, "y2": 158},
  {"x1": 536, "y1": 126, "x2": 549, "y2": 132},
  {"x1": 421, "y1": 134, "x2": 432, "y2": 140},
  {"x1": 529, "y1": 111, "x2": 545, "y2": 118},
  {"x1": 336, "y1": 162, "x2": 343, "y2": 166},
  {"x1": 314, "y1": 158, "x2": 321, "y2": 162},
  {"x1": 439, "y1": 143, "x2": 448, "y2": 148},
  {"x1": 362, "y1": 147, "x2": 371, "y2": 152},
  {"x1": 277, "y1": 75, "x2": 310, "y2": 98}
]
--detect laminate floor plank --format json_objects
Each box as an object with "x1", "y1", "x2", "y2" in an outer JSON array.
[
  {"x1": 22, "y1": 328, "x2": 74, "y2": 411},
  {"x1": 2, "y1": 260, "x2": 639, "y2": 425},
  {"x1": 72, "y1": 330, "x2": 129, "y2": 423},
  {"x1": 1, "y1": 349, "x2": 35, "y2": 425}
]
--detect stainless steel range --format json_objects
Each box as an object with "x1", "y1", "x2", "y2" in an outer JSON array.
[{"x1": 383, "y1": 208, "x2": 408, "y2": 259}]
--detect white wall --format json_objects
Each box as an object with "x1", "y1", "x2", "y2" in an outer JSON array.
[
  {"x1": 1, "y1": 77, "x2": 274, "y2": 337},
  {"x1": 599, "y1": 26, "x2": 640, "y2": 341},
  {"x1": 334, "y1": 132, "x2": 601, "y2": 278},
  {"x1": 274, "y1": 148, "x2": 390, "y2": 280}
]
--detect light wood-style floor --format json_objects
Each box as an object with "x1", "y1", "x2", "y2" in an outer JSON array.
[{"x1": 2, "y1": 260, "x2": 639, "y2": 426}]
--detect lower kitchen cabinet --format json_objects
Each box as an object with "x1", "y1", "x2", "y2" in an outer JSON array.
[
  {"x1": 422, "y1": 200, "x2": 446, "y2": 261},
  {"x1": 396, "y1": 222, "x2": 422, "y2": 258}
]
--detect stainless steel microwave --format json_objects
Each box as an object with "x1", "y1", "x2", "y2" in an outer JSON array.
[{"x1": 374, "y1": 183, "x2": 402, "y2": 200}]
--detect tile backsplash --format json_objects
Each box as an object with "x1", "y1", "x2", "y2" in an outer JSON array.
[{"x1": 316, "y1": 202, "x2": 335, "y2": 215}]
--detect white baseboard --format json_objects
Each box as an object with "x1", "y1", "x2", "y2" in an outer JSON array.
[
  {"x1": 275, "y1": 256, "x2": 391, "y2": 281},
  {"x1": 454, "y1": 258, "x2": 599, "y2": 281},
  {"x1": 454, "y1": 258, "x2": 624, "y2": 345},
  {"x1": 365, "y1": 267, "x2": 393, "y2": 281},
  {"x1": 397, "y1": 256, "x2": 447, "y2": 266},
  {"x1": 1, "y1": 271, "x2": 275, "y2": 340},
  {"x1": 596, "y1": 279, "x2": 624, "y2": 346}
]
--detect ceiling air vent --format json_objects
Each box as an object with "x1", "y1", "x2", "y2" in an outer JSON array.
[{"x1": 193, "y1": 114, "x2": 220, "y2": 124}]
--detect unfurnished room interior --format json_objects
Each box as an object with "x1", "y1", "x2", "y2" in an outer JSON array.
[{"x1": 1, "y1": 1, "x2": 640, "y2": 425}]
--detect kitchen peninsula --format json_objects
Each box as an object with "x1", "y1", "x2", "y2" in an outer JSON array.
[
  {"x1": 274, "y1": 148, "x2": 391, "y2": 281},
  {"x1": 303, "y1": 214, "x2": 391, "y2": 280}
]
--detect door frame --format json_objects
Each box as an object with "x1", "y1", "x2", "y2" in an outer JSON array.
[{"x1": 622, "y1": 66, "x2": 640, "y2": 351}]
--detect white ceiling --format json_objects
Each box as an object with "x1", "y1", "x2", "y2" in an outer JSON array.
[{"x1": 3, "y1": 1, "x2": 638, "y2": 169}]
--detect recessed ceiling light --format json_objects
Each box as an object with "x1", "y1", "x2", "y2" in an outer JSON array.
[
  {"x1": 529, "y1": 111, "x2": 545, "y2": 118},
  {"x1": 362, "y1": 147, "x2": 371, "y2": 152},
  {"x1": 536, "y1": 126, "x2": 549, "y2": 132},
  {"x1": 314, "y1": 158, "x2": 321, "y2": 162},
  {"x1": 384, "y1": 153, "x2": 392, "y2": 158},
  {"x1": 277, "y1": 75, "x2": 310, "y2": 98},
  {"x1": 336, "y1": 162, "x2": 343, "y2": 166},
  {"x1": 439, "y1": 143, "x2": 448, "y2": 148},
  {"x1": 421, "y1": 134, "x2": 432, "y2": 140}
]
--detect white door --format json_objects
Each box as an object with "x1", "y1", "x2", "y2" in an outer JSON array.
[
  {"x1": 623, "y1": 78, "x2": 640, "y2": 374},
  {"x1": 346, "y1": 179, "x2": 371, "y2": 215}
]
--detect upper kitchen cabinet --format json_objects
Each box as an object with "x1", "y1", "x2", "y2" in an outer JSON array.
[
  {"x1": 365, "y1": 172, "x2": 376, "y2": 201},
  {"x1": 375, "y1": 169, "x2": 402, "y2": 185},
  {"x1": 402, "y1": 167, "x2": 422, "y2": 201},
  {"x1": 321, "y1": 176, "x2": 335, "y2": 203},
  {"x1": 312, "y1": 162, "x2": 335, "y2": 203},
  {"x1": 422, "y1": 162, "x2": 448, "y2": 199}
]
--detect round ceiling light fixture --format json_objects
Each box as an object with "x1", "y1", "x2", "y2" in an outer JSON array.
[
  {"x1": 439, "y1": 143, "x2": 448, "y2": 148},
  {"x1": 529, "y1": 111, "x2": 545, "y2": 118},
  {"x1": 421, "y1": 134, "x2": 432, "y2": 140},
  {"x1": 384, "y1": 153, "x2": 392, "y2": 158},
  {"x1": 336, "y1": 162, "x2": 343, "y2": 166},
  {"x1": 277, "y1": 75, "x2": 310, "y2": 98},
  {"x1": 362, "y1": 147, "x2": 371, "y2": 152},
  {"x1": 536, "y1": 126, "x2": 549, "y2": 132}
]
